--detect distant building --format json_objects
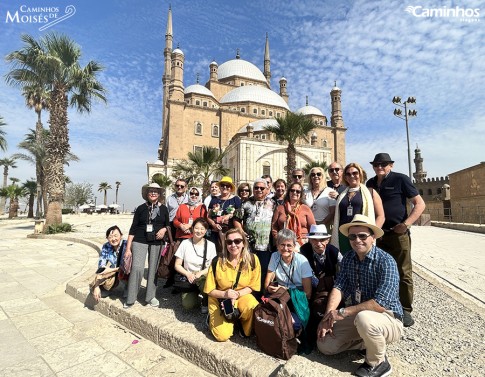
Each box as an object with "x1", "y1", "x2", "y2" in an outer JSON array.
[
  {"x1": 147, "y1": 7, "x2": 347, "y2": 185},
  {"x1": 413, "y1": 146, "x2": 449, "y2": 201}
]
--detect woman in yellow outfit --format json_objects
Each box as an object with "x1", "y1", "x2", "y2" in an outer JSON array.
[{"x1": 204, "y1": 228, "x2": 261, "y2": 341}]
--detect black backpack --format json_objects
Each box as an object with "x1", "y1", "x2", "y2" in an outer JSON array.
[{"x1": 253, "y1": 288, "x2": 299, "y2": 360}]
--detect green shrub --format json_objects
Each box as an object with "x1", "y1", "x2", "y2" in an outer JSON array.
[
  {"x1": 62, "y1": 208, "x2": 74, "y2": 214},
  {"x1": 45, "y1": 223, "x2": 73, "y2": 234}
]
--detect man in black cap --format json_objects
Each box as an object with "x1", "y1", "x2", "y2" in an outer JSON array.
[{"x1": 366, "y1": 153, "x2": 425, "y2": 327}]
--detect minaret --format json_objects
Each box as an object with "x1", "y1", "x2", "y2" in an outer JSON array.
[
  {"x1": 279, "y1": 76, "x2": 289, "y2": 104},
  {"x1": 330, "y1": 81, "x2": 344, "y2": 128},
  {"x1": 413, "y1": 145, "x2": 427, "y2": 182},
  {"x1": 263, "y1": 33, "x2": 271, "y2": 88},
  {"x1": 209, "y1": 59, "x2": 218, "y2": 81},
  {"x1": 169, "y1": 44, "x2": 185, "y2": 102},
  {"x1": 160, "y1": 6, "x2": 173, "y2": 161}
]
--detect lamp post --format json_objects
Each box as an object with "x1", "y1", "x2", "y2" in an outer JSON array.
[{"x1": 392, "y1": 96, "x2": 417, "y2": 179}]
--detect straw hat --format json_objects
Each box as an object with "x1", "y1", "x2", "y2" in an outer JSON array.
[
  {"x1": 217, "y1": 176, "x2": 236, "y2": 192},
  {"x1": 339, "y1": 214, "x2": 384, "y2": 238},
  {"x1": 307, "y1": 224, "x2": 331, "y2": 239},
  {"x1": 141, "y1": 183, "x2": 162, "y2": 201}
]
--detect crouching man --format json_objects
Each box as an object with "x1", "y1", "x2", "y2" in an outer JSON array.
[{"x1": 317, "y1": 214, "x2": 403, "y2": 377}]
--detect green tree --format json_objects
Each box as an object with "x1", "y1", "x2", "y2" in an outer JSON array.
[
  {"x1": 64, "y1": 182, "x2": 94, "y2": 208},
  {"x1": 172, "y1": 146, "x2": 229, "y2": 197},
  {"x1": 98, "y1": 182, "x2": 112, "y2": 206},
  {"x1": 22, "y1": 179, "x2": 37, "y2": 218},
  {"x1": 0, "y1": 183, "x2": 27, "y2": 218},
  {"x1": 151, "y1": 174, "x2": 172, "y2": 204},
  {"x1": 264, "y1": 111, "x2": 317, "y2": 183},
  {"x1": 0, "y1": 157, "x2": 18, "y2": 215},
  {"x1": 115, "y1": 181, "x2": 121, "y2": 204},
  {"x1": 0, "y1": 116, "x2": 6, "y2": 152},
  {"x1": 5, "y1": 33, "x2": 107, "y2": 227},
  {"x1": 302, "y1": 161, "x2": 328, "y2": 176}
]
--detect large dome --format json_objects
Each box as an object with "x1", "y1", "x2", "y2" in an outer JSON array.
[
  {"x1": 296, "y1": 105, "x2": 324, "y2": 116},
  {"x1": 220, "y1": 86, "x2": 290, "y2": 110},
  {"x1": 184, "y1": 84, "x2": 215, "y2": 98},
  {"x1": 218, "y1": 59, "x2": 266, "y2": 82}
]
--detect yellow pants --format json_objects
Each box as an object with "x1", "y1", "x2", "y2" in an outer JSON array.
[{"x1": 208, "y1": 294, "x2": 259, "y2": 342}]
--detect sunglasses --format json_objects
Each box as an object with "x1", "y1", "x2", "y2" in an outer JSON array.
[
  {"x1": 148, "y1": 190, "x2": 159, "y2": 194},
  {"x1": 175, "y1": 184, "x2": 185, "y2": 188},
  {"x1": 239, "y1": 189, "x2": 250, "y2": 193},
  {"x1": 345, "y1": 171, "x2": 359, "y2": 177},
  {"x1": 290, "y1": 189, "x2": 301, "y2": 194},
  {"x1": 220, "y1": 184, "x2": 231, "y2": 189},
  {"x1": 292, "y1": 175, "x2": 303, "y2": 179},
  {"x1": 348, "y1": 233, "x2": 372, "y2": 241},
  {"x1": 373, "y1": 163, "x2": 389, "y2": 168},
  {"x1": 310, "y1": 172, "x2": 322, "y2": 177},
  {"x1": 253, "y1": 186, "x2": 265, "y2": 191},
  {"x1": 226, "y1": 238, "x2": 244, "y2": 246},
  {"x1": 328, "y1": 168, "x2": 340, "y2": 173},
  {"x1": 189, "y1": 192, "x2": 199, "y2": 196}
]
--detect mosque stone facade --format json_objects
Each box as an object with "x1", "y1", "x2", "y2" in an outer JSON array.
[{"x1": 147, "y1": 8, "x2": 347, "y2": 186}]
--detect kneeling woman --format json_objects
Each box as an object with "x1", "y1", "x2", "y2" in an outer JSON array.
[
  {"x1": 265, "y1": 229, "x2": 313, "y2": 351},
  {"x1": 204, "y1": 228, "x2": 261, "y2": 341},
  {"x1": 174, "y1": 218, "x2": 217, "y2": 313}
]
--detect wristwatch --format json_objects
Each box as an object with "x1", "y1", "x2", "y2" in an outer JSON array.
[
  {"x1": 403, "y1": 222, "x2": 411, "y2": 229},
  {"x1": 338, "y1": 307, "x2": 346, "y2": 317}
]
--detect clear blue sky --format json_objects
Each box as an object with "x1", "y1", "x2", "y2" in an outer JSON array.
[{"x1": 1, "y1": 0, "x2": 483, "y2": 212}]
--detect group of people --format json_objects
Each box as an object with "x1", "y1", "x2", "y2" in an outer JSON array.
[{"x1": 89, "y1": 152, "x2": 425, "y2": 377}]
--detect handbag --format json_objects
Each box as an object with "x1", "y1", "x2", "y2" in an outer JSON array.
[
  {"x1": 157, "y1": 226, "x2": 179, "y2": 279},
  {"x1": 118, "y1": 249, "x2": 132, "y2": 281},
  {"x1": 173, "y1": 239, "x2": 208, "y2": 292},
  {"x1": 89, "y1": 267, "x2": 120, "y2": 292}
]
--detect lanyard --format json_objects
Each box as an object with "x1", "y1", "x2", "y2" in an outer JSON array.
[{"x1": 279, "y1": 255, "x2": 295, "y2": 287}]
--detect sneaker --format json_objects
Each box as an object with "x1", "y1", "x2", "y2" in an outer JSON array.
[
  {"x1": 149, "y1": 298, "x2": 159, "y2": 307},
  {"x1": 354, "y1": 356, "x2": 392, "y2": 377},
  {"x1": 403, "y1": 311, "x2": 414, "y2": 327},
  {"x1": 200, "y1": 305, "x2": 208, "y2": 314},
  {"x1": 123, "y1": 302, "x2": 133, "y2": 309}
]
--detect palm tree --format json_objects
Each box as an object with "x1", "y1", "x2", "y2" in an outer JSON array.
[
  {"x1": 0, "y1": 183, "x2": 26, "y2": 218},
  {"x1": 98, "y1": 182, "x2": 112, "y2": 206},
  {"x1": 264, "y1": 111, "x2": 317, "y2": 183},
  {"x1": 0, "y1": 157, "x2": 18, "y2": 215},
  {"x1": 5, "y1": 33, "x2": 107, "y2": 227},
  {"x1": 172, "y1": 146, "x2": 229, "y2": 197},
  {"x1": 303, "y1": 161, "x2": 328, "y2": 176},
  {"x1": 115, "y1": 181, "x2": 121, "y2": 204},
  {"x1": 151, "y1": 174, "x2": 172, "y2": 204},
  {"x1": 22, "y1": 179, "x2": 37, "y2": 218},
  {"x1": 0, "y1": 116, "x2": 7, "y2": 152}
]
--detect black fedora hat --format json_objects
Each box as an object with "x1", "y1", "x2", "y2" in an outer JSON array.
[{"x1": 370, "y1": 153, "x2": 394, "y2": 164}]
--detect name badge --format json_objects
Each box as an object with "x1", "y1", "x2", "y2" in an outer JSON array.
[
  {"x1": 347, "y1": 205, "x2": 353, "y2": 216},
  {"x1": 188, "y1": 217, "x2": 193, "y2": 225},
  {"x1": 146, "y1": 224, "x2": 153, "y2": 232},
  {"x1": 217, "y1": 210, "x2": 222, "y2": 216},
  {"x1": 254, "y1": 216, "x2": 261, "y2": 223},
  {"x1": 355, "y1": 289, "x2": 361, "y2": 303}
]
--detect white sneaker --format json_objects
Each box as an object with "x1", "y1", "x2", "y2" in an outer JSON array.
[{"x1": 149, "y1": 298, "x2": 159, "y2": 307}]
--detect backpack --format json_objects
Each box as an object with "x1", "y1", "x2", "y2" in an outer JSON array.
[{"x1": 253, "y1": 288, "x2": 299, "y2": 360}]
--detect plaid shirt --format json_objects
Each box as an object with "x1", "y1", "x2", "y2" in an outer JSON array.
[{"x1": 334, "y1": 245, "x2": 403, "y2": 318}]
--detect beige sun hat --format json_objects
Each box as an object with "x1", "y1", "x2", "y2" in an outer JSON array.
[
  {"x1": 217, "y1": 176, "x2": 236, "y2": 192},
  {"x1": 339, "y1": 214, "x2": 384, "y2": 238},
  {"x1": 141, "y1": 182, "x2": 162, "y2": 201},
  {"x1": 307, "y1": 224, "x2": 331, "y2": 239}
]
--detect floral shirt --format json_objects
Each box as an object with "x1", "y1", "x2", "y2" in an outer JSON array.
[
  {"x1": 236, "y1": 197, "x2": 275, "y2": 251},
  {"x1": 98, "y1": 239, "x2": 127, "y2": 268}
]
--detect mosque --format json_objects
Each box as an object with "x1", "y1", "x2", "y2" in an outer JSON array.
[{"x1": 147, "y1": 7, "x2": 347, "y2": 185}]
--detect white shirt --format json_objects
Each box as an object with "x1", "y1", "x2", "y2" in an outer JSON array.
[
  {"x1": 174, "y1": 238, "x2": 217, "y2": 273},
  {"x1": 305, "y1": 187, "x2": 337, "y2": 222}
]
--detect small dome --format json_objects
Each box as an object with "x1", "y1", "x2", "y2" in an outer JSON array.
[
  {"x1": 172, "y1": 48, "x2": 184, "y2": 56},
  {"x1": 210, "y1": 60, "x2": 218, "y2": 66},
  {"x1": 237, "y1": 118, "x2": 279, "y2": 133},
  {"x1": 185, "y1": 84, "x2": 215, "y2": 98},
  {"x1": 220, "y1": 86, "x2": 290, "y2": 110},
  {"x1": 296, "y1": 105, "x2": 324, "y2": 117},
  {"x1": 218, "y1": 59, "x2": 266, "y2": 82},
  {"x1": 279, "y1": 76, "x2": 287, "y2": 82},
  {"x1": 331, "y1": 85, "x2": 340, "y2": 91}
]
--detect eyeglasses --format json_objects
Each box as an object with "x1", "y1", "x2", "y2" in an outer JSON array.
[
  {"x1": 289, "y1": 189, "x2": 301, "y2": 194},
  {"x1": 348, "y1": 233, "x2": 372, "y2": 241},
  {"x1": 292, "y1": 175, "x2": 303, "y2": 179},
  {"x1": 345, "y1": 171, "x2": 359, "y2": 177},
  {"x1": 328, "y1": 168, "x2": 340, "y2": 173},
  {"x1": 175, "y1": 184, "x2": 185, "y2": 188},
  {"x1": 226, "y1": 238, "x2": 244, "y2": 246},
  {"x1": 148, "y1": 190, "x2": 159, "y2": 194},
  {"x1": 310, "y1": 172, "x2": 322, "y2": 177},
  {"x1": 189, "y1": 192, "x2": 199, "y2": 196},
  {"x1": 239, "y1": 189, "x2": 250, "y2": 193},
  {"x1": 220, "y1": 184, "x2": 231, "y2": 189},
  {"x1": 253, "y1": 186, "x2": 265, "y2": 191},
  {"x1": 373, "y1": 163, "x2": 389, "y2": 168}
]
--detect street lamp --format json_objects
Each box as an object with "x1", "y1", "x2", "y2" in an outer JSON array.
[{"x1": 392, "y1": 96, "x2": 417, "y2": 179}]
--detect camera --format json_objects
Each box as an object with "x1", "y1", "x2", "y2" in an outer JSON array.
[{"x1": 146, "y1": 232, "x2": 157, "y2": 242}]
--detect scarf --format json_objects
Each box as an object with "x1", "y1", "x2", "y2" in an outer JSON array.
[
  {"x1": 284, "y1": 201, "x2": 304, "y2": 245},
  {"x1": 330, "y1": 183, "x2": 376, "y2": 249},
  {"x1": 187, "y1": 187, "x2": 203, "y2": 207}
]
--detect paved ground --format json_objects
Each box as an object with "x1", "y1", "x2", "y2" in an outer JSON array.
[
  {"x1": 1, "y1": 214, "x2": 484, "y2": 377},
  {"x1": 0, "y1": 217, "x2": 214, "y2": 376}
]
